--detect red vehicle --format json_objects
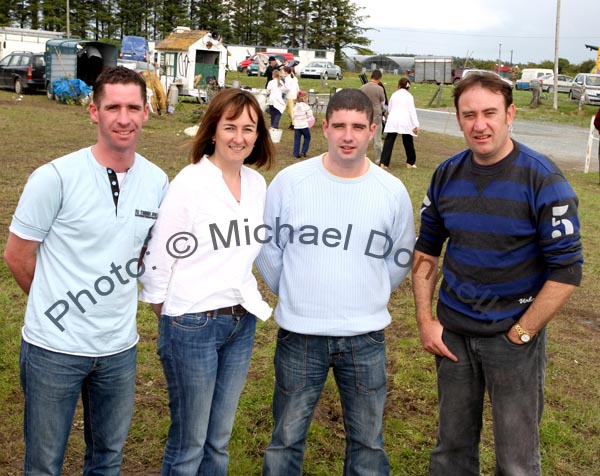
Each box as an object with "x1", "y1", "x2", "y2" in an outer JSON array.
[{"x1": 237, "y1": 52, "x2": 294, "y2": 73}]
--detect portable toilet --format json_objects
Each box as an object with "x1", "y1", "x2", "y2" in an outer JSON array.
[{"x1": 44, "y1": 38, "x2": 117, "y2": 99}]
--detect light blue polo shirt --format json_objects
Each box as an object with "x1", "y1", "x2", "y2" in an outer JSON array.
[{"x1": 10, "y1": 147, "x2": 168, "y2": 356}]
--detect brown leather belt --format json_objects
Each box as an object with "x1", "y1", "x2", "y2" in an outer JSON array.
[{"x1": 214, "y1": 304, "x2": 247, "y2": 316}]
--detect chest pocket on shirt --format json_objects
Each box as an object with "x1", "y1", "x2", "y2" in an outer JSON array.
[{"x1": 134, "y1": 209, "x2": 159, "y2": 249}]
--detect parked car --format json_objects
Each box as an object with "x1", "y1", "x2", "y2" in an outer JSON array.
[
  {"x1": 459, "y1": 69, "x2": 513, "y2": 89},
  {"x1": 569, "y1": 73, "x2": 600, "y2": 105},
  {"x1": 300, "y1": 61, "x2": 342, "y2": 80},
  {"x1": 238, "y1": 52, "x2": 293, "y2": 73},
  {"x1": 0, "y1": 51, "x2": 46, "y2": 94},
  {"x1": 538, "y1": 73, "x2": 573, "y2": 93}
]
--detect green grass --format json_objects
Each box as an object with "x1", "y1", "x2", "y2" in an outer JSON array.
[{"x1": 0, "y1": 88, "x2": 598, "y2": 475}]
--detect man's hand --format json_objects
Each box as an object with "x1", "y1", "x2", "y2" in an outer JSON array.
[
  {"x1": 151, "y1": 303, "x2": 163, "y2": 319},
  {"x1": 417, "y1": 318, "x2": 458, "y2": 362}
]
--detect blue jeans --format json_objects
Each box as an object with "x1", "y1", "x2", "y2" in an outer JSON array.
[
  {"x1": 19, "y1": 340, "x2": 136, "y2": 476},
  {"x1": 430, "y1": 328, "x2": 547, "y2": 476},
  {"x1": 263, "y1": 329, "x2": 389, "y2": 476},
  {"x1": 293, "y1": 128, "x2": 311, "y2": 157},
  {"x1": 269, "y1": 106, "x2": 282, "y2": 129},
  {"x1": 158, "y1": 309, "x2": 257, "y2": 476}
]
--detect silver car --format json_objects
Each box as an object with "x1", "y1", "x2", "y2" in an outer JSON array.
[
  {"x1": 538, "y1": 73, "x2": 573, "y2": 93},
  {"x1": 569, "y1": 73, "x2": 600, "y2": 105},
  {"x1": 300, "y1": 61, "x2": 343, "y2": 80}
]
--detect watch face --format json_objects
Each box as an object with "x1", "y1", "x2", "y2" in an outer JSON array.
[{"x1": 520, "y1": 334, "x2": 531, "y2": 343}]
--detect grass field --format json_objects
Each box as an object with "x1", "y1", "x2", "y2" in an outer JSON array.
[{"x1": 0, "y1": 80, "x2": 598, "y2": 475}]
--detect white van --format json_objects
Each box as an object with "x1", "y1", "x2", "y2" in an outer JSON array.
[{"x1": 515, "y1": 68, "x2": 553, "y2": 90}]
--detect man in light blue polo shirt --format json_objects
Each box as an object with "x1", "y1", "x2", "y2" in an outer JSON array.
[{"x1": 4, "y1": 67, "x2": 168, "y2": 476}]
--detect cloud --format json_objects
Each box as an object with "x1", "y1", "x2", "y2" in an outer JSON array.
[{"x1": 359, "y1": 1, "x2": 509, "y2": 32}]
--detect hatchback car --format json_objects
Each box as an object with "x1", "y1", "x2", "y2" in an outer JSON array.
[
  {"x1": 538, "y1": 73, "x2": 573, "y2": 93},
  {"x1": 0, "y1": 51, "x2": 46, "y2": 93},
  {"x1": 300, "y1": 61, "x2": 343, "y2": 80},
  {"x1": 569, "y1": 73, "x2": 600, "y2": 105}
]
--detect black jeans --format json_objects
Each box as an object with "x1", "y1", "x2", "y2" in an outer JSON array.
[
  {"x1": 380, "y1": 133, "x2": 416, "y2": 167},
  {"x1": 430, "y1": 328, "x2": 547, "y2": 476}
]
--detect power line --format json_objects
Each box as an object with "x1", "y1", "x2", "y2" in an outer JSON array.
[{"x1": 366, "y1": 26, "x2": 598, "y2": 41}]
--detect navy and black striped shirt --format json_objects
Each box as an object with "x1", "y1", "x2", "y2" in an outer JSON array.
[{"x1": 415, "y1": 141, "x2": 583, "y2": 337}]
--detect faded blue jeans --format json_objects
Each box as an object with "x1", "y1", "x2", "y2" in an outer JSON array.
[
  {"x1": 158, "y1": 309, "x2": 257, "y2": 476},
  {"x1": 20, "y1": 340, "x2": 136, "y2": 476},
  {"x1": 262, "y1": 329, "x2": 389, "y2": 476},
  {"x1": 430, "y1": 328, "x2": 547, "y2": 476}
]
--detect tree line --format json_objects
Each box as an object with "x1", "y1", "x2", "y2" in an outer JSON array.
[{"x1": 0, "y1": 0, "x2": 372, "y2": 62}]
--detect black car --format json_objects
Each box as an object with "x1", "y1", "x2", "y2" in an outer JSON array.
[{"x1": 0, "y1": 51, "x2": 46, "y2": 94}]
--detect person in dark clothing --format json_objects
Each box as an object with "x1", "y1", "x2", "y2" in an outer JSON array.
[{"x1": 412, "y1": 71, "x2": 583, "y2": 476}]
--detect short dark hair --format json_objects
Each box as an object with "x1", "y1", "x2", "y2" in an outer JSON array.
[
  {"x1": 325, "y1": 89, "x2": 374, "y2": 124},
  {"x1": 399, "y1": 77, "x2": 410, "y2": 90},
  {"x1": 454, "y1": 72, "x2": 513, "y2": 111},
  {"x1": 370, "y1": 69, "x2": 382, "y2": 80},
  {"x1": 189, "y1": 88, "x2": 275, "y2": 169},
  {"x1": 92, "y1": 66, "x2": 147, "y2": 106}
]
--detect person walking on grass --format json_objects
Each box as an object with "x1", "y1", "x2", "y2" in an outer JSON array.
[
  {"x1": 412, "y1": 72, "x2": 582, "y2": 476},
  {"x1": 360, "y1": 69, "x2": 386, "y2": 165},
  {"x1": 292, "y1": 90, "x2": 313, "y2": 158},
  {"x1": 380, "y1": 77, "x2": 419, "y2": 170}
]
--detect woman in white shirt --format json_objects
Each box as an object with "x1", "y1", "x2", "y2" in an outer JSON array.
[
  {"x1": 283, "y1": 65, "x2": 300, "y2": 128},
  {"x1": 266, "y1": 69, "x2": 286, "y2": 129},
  {"x1": 140, "y1": 88, "x2": 276, "y2": 476},
  {"x1": 380, "y1": 77, "x2": 419, "y2": 170}
]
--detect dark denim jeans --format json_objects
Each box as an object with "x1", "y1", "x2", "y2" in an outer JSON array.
[
  {"x1": 20, "y1": 340, "x2": 136, "y2": 476},
  {"x1": 158, "y1": 309, "x2": 257, "y2": 476},
  {"x1": 269, "y1": 106, "x2": 282, "y2": 129},
  {"x1": 430, "y1": 328, "x2": 547, "y2": 476},
  {"x1": 293, "y1": 128, "x2": 311, "y2": 157},
  {"x1": 263, "y1": 329, "x2": 389, "y2": 476}
]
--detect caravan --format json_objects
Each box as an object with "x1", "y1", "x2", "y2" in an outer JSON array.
[{"x1": 515, "y1": 68, "x2": 553, "y2": 90}]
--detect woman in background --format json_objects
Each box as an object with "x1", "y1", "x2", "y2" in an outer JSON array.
[
  {"x1": 380, "y1": 77, "x2": 419, "y2": 170},
  {"x1": 283, "y1": 65, "x2": 300, "y2": 129},
  {"x1": 266, "y1": 69, "x2": 286, "y2": 129},
  {"x1": 140, "y1": 88, "x2": 275, "y2": 476}
]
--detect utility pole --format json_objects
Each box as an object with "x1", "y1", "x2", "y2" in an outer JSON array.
[
  {"x1": 498, "y1": 43, "x2": 502, "y2": 74},
  {"x1": 553, "y1": 0, "x2": 561, "y2": 110},
  {"x1": 66, "y1": 0, "x2": 71, "y2": 38}
]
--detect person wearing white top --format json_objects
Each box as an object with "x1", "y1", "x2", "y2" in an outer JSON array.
[
  {"x1": 266, "y1": 69, "x2": 287, "y2": 129},
  {"x1": 139, "y1": 88, "x2": 276, "y2": 476},
  {"x1": 380, "y1": 77, "x2": 420, "y2": 169},
  {"x1": 283, "y1": 65, "x2": 300, "y2": 128}
]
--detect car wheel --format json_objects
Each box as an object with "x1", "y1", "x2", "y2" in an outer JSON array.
[
  {"x1": 14, "y1": 77, "x2": 23, "y2": 94},
  {"x1": 336, "y1": 73, "x2": 341, "y2": 80},
  {"x1": 547, "y1": 86, "x2": 553, "y2": 94},
  {"x1": 323, "y1": 72, "x2": 328, "y2": 81}
]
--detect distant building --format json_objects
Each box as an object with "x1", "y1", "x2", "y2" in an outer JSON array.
[{"x1": 346, "y1": 55, "x2": 415, "y2": 75}]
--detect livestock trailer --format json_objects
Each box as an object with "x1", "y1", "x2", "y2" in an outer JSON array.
[
  {"x1": 44, "y1": 38, "x2": 117, "y2": 99},
  {"x1": 414, "y1": 56, "x2": 453, "y2": 84}
]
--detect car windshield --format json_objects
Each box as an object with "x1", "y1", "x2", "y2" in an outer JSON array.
[
  {"x1": 308, "y1": 62, "x2": 325, "y2": 68},
  {"x1": 585, "y1": 75, "x2": 600, "y2": 86}
]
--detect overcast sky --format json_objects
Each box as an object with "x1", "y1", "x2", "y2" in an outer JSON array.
[{"x1": 353, "y1": 0, "x2": 600, "y2": 65}]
